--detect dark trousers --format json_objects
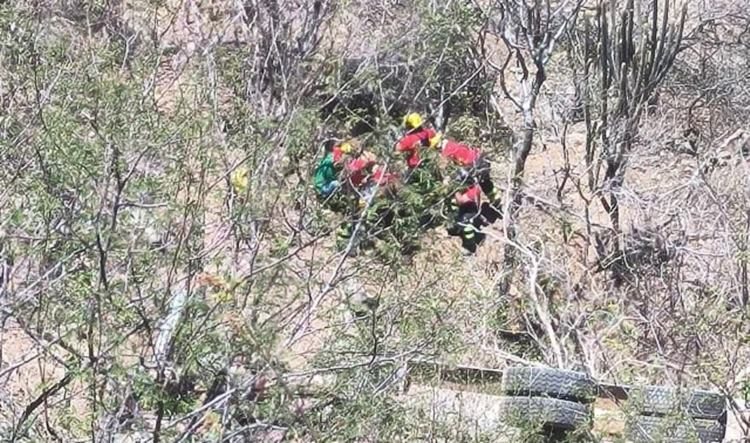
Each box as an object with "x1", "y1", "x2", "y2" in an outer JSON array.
[
  {"x1": 473, "y1": 155, "x2": 499, "y2": 203},
  {"x1": 446, "y1": 203, "x2": 486, "y2": 253}
]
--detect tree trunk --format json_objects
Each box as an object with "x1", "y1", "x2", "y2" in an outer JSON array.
[
  {"x1": 498, "y1": 123, "x2": 534, "y2": 296},
  {"x1": 498, "y1": 69, "x2": 543, "y2": 297}
]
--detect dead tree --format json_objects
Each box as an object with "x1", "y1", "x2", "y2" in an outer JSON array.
[
  {"x1": 238, "y1": 0, "x2": 336, "y2": 117},
  {"x1": 487, "y1": 0, "x2": 584, "y2": 300},
  {"x1": 582, "y1": 0, "x2": 686, "y2": 239},
  {"x1": 481, "y1": 0, "x2": 584, "y2": 368}
]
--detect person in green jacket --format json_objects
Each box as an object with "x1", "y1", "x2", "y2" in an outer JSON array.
[
  {"x1": 314, "y1": 140, "x2": 355, "y2": 245},
  {"x1": 315, "y1": 140, "x2": 356, "y2": 198},
  {"x1": 314, "y1": 153, "x2": 338, "y2": 197}
]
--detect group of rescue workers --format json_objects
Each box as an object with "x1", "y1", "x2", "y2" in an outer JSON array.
[{"x1": 313, "y1": 112, "x2": 502, "y2": 254}]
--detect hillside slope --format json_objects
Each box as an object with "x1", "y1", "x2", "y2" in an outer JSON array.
[{"x1": 1, "y1": 0, "x2": 750, "y2": 441}]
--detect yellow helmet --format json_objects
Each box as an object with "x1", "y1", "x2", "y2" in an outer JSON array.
[
  {"x1": 403, "y1": 113, "x2": 423, "y2": 130},
  {"x1": 339, "y1": 142, "x2": 354, "y2": 154},
  {"x1": 428, "y1": 132, "x2": 444, "y2": 149}
]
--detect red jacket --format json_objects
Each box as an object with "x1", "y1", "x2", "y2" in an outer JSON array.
[
  {"x1": 345, "y1": 157, "x2": 376, "y2": 188},
  {"x1": 455, "y1": 184, "x2": 481, "y2": 207},
  {"x1": 396, "y1": 127, "x2": 437, "y2": 169},
  {"x1": 441, "y1": 140, "x2": 480, "y2": 166},
  {"x1": 370, "y1": 166, "x2": 399, "y2": 186}
]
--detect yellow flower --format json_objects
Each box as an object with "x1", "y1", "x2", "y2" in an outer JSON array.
[
  {"x1": 230, "y1": 166, "x2": 249, "y2": 194},
  {"x1": 202, "y1": 411, "x2": 222, "y2": 434},
  {"x1": 212, "y1": 290, "x2": 232, "y2": 304}
]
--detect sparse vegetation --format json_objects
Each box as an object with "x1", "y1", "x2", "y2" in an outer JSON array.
[{"x1": 2, "y1": 0, "x2": 750, "y2": 441}]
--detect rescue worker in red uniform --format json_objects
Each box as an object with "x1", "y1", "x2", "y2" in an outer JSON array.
[
  {"x1": 312, "y1": 140, "x2": 369, "y2": 245},
  {"x1": 446, "y1": 183, "x2": 486, "y2": 254},
  {"x1": 336, "y1": 146, "x2": 401, "y2": 250},
  {"x1": 332, "y1": 141, "x2": 354, "y2": 165},
  {"x1": 344, "y1": 151, "x2": 399, "y2": 206},
  {"x1": 394, "y1": 113, "x2": 438, "y2": 170},
  {"x1": 434, "y1": 136, "x2": 500, "y2": 207},
  {"x1": 342, "y1": 150, "x2": 377, "y2": 190},
  {"x1": 367, "y1": 165, "x2": 400, "y2": 194},
  {"x1": 427, "y1": 130, "x2": 503, "y2": 226}
]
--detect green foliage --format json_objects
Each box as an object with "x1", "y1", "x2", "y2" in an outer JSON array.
[
  {"x1": 447, "y1": 114, "x2": 485, "y2": 147},
  {"x1": 0, "y1": 1, "x2": 568, "y2": 441},
  {"x1": 287, "y1": 107, "x2": 323, "y2": 165},
  {"x1": 213, "y1": 46, "x2": 247, "y2": 99},
  {"x1": 308, "y1": 387, "x2": 413, "y2": 441},
  {"x1": 132, "y1": 369, "x2": 199, "y2": 416},
  {"x1": 305, "y1": 2, "x2": 512, "y2": 264},
  {"x1": 318, "y1": 0, "x2": 494, "y2": 132},
  {"x1": 420, "y1": 2, "x2": 488, "y2": 112}
]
